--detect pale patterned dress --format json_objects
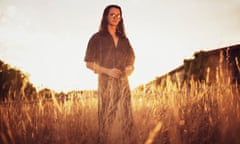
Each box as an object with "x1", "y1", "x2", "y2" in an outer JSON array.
[{"x1": 84, "y1": 31, "x2": 136, "y2": 144}]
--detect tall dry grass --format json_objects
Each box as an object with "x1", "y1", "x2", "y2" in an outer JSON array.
[
  {"x1": 1, "y1": 73, "x2": 240, "y2": 144},
  {"x1": 134, "y1": 66, "x2": 240, "y2": 144},
  {"x1": 0, "y1": 97, "x2": 98, "y2": 144}
]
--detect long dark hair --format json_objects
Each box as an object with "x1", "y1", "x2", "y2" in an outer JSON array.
[{"x1": 99, "y1": 4, "x2": 126, "y2": 38}]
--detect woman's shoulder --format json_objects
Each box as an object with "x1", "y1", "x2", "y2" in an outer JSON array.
[
  {"x1": 88, "y1": 32, "x2": 102, "y2": 43},
  {"x1": 91, "y1": 31, "x2": 108, "y2": 38},
  {"x1": 88, "y1": 31, "x2": 108, "y2": 45},
  {"x1": 120, "y1": 36, "x2": 130, "y2": 43},
  {"x1": 90, "y1": 32, "x2": 100, "y2": 39}
]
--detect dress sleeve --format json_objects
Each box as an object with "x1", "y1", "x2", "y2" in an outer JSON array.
[{"x1": 84, "y1": 34, "x2": 98, "y2": 62}]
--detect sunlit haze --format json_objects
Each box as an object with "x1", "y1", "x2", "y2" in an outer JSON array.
[{"x1": 0, "y1": 0, "x2": 239, "y2": 92}]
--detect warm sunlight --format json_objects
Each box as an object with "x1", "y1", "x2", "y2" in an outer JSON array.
[
  {"x1": 1, "y1": 2, "x2": 240, "y2": 144},
  {"x1": 1, "y1": 26, "x2": 89, "y2": 91},
  {"x1": 0, "y1": 1, "x2": 239, "y2": 92}
]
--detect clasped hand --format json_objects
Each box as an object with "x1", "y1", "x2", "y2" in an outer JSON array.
[{"x1": 108, "y1": 65, "x2": 134, "y2": 78}]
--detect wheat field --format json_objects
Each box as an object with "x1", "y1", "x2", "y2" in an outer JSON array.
[{"x1": 0, "y1": 76, "x2": 240, "y2": 144}]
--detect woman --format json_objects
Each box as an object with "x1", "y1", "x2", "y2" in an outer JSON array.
[{"x1": 84, "y1": 4, "x2": 136, "y2": 144}]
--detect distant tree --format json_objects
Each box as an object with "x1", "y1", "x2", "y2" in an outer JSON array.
[{"x1": 0, "y1": 60, "x2": 37, "y2": 102}]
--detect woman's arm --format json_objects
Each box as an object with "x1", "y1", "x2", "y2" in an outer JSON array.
[
  {"x1": 125, "y1": 65, "x2": 134, "y2": 76},
  {"x1": 86, "y1": 61, "x2": 122, "y2": 78}
]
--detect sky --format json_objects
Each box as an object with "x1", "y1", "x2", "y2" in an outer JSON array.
[{"x1": 0, "y1": 0, "x2": 239, "y2": 92}]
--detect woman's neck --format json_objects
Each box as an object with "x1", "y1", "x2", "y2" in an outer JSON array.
[{"x1": 108, "y1": 25, "x2": 117, "y2": 36}]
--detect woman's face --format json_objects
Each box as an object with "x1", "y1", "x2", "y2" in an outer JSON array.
[{"x1": 107, "y1": 7, "x2": 121, "y2": 27}]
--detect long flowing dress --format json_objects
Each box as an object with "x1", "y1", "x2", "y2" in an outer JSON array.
[{"x1": 84, "y1": 31, "x2": 136, "y2": 144}]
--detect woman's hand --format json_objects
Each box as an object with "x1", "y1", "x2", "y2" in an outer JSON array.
[
  {"x1": 86, "y1": 62, "x2": 125, "y2": 78},
  {"x1": 125, "y1": 65, "x2": 134, "y2": 76},
  {"x1": 107, "y1": 68, "x2": 122, "y2": 78}
]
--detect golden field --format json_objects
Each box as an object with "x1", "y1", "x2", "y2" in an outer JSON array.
[{"x1": 1, "y1": 75, "x2": 240, "y2": 144}]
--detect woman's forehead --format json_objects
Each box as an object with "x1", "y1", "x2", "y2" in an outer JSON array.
[{"x1": 109, "y1": 7, "x2": 121, "y2": 14}]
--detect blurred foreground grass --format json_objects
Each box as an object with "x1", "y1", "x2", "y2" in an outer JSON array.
[{"x1": 1, "y1": 78, "x2": 240, "y2": 144}]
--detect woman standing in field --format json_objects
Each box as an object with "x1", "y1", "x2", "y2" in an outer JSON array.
[{"x1": 84, "y1": 4, "x2": 136, "y2": 144}]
